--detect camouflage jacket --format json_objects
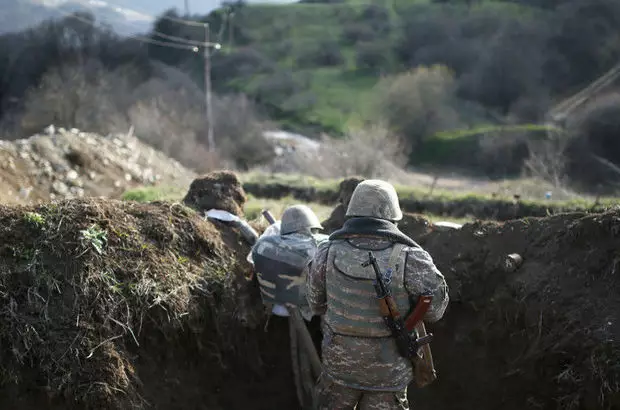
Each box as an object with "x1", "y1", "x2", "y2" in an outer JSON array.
[{"x1": 305, "y1": 237, "x2": 449, "y2": 391}]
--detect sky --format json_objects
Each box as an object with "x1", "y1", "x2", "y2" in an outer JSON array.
[
  {"x1": 47, "y1": 0, "x2": 296, "y2": 20},
  {"x1": 16, "y1": 0, "x2": 297, "y2": 35}
]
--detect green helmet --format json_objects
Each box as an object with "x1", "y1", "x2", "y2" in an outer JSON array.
[
  {"x1": 345, "y1": 179, "x2": 403, "y2": 221},
  {"x1": 280, "y1": 204, "x2": 323, "y2": 235}
]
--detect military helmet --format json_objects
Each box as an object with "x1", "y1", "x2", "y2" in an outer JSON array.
[
  {"x1": 280, "y1": 204, "x2": 323, "y2": 235},
  {"x1": 345, "y1": 179, "x2": 403, "y2": 221}
]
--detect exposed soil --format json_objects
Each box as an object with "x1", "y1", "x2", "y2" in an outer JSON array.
[
  {"x1": 320, "y1": 179, "x2": 619, "y2": 409},
  {"x1": 0, "y1": 196, "x2": 299, "y2": 410},
  {"x1": 1, "y1": 172, "x2": 619, "y2": 410},
  {"x1": 0, "y1": 128, "x2": 195, "y2": 205},
  {"x1": 406, "y1": 212, "x2": 620, "y2": 410},
  {"x1": 183, "y1": 170, "x2": 247, "y2": 217},
  {"x1": 321, "y1": 176, "x2": 364, "y2": 232}
]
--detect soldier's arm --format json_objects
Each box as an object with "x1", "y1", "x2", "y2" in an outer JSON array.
[
  {"x1": 403, "y1": 247, "x2": 449, "y2": 323},
  {"x1": 305, "y1": 241, "x2": 330, "y2": 316}
]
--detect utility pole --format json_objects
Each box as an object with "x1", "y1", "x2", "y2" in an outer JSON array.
[
  {"x1": 204, "y1": 23, "x2": 215, "y2": 152},
  {"x1": 184, "y1": 0, "x2": 189, "y2": 15},
  {"x1": 228, "y1": 12, "x2": 234, "y2": 48}
]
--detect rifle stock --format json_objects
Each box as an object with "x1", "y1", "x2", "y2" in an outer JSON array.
[{"x1": 414, "y1": 321, "x2": 437, "y2": 387}]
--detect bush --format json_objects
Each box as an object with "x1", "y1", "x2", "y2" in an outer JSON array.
[
  {"x1": 294, "y1": 39, "x2": 345, "y2": 68},
  {"x1": 341, "y1": 23, "x2": 377, "y2": 46},
  {"x1": 269, "y1": 124, "x2": 410, "y2": 179},
  {"x1": 371, "y1": 65, "x2": 463, "y2": 151},
  {"x1": 355, "y1": 41, "x2": 392, "y2": 73},
  {"x1": 564, "y1": 93, "x2": 620, "y2": 188},
  {"x1": 10, "y1": 61, "x2": 272, "y2": 172}
]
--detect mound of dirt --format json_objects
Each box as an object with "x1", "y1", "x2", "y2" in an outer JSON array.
[
  {"x1": 3, "y1": 175, "x2": 617, "y2": 410},
  {"x1": 0, "y1": 127, "x2": 195, "y2": 205},
  {"x1": 183, "y1": 170, "x2": 247, "y2": 216},
  {"x1": 0, "y1": 198, "x2": 298, "y2": 410},
  {"x1": 403, "y1": 211, "x2": 620, "y2": 410},
  {"x1": 321, "y1": 176, "x2": 435, "y2": 239},
  {"x1": 321, "y1": 176, "x2": 364, "y2": 232}
]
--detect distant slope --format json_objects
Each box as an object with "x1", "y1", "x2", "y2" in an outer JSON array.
[{"x1": 197, "y1": 0, "x2": 620, "y2": 144}]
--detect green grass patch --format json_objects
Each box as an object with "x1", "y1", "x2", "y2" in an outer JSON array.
[
  {"x1": 120, "y1": 185, "x2": 187, "y2": 203},
  {"x1": 433, "y1": 124, "x2": 560, "y2": 141},
  {"x1": 240, "y1": 172, "x2": 620, "y2": 209}
]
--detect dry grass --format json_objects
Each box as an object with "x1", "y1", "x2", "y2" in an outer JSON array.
[
  {"x1": 244, "y1": 195, "x2": 334, "y2": 222},
  {"x1": 0, "y1": 198, "x2": 256, "y2": 408}
]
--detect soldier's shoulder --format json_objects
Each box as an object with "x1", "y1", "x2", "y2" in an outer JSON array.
[
  {"x1": 255, "y1": 233, "x2": 279, "y2": 246},
  {"x1": 402, "y1": 245, "x2": 438, "y2": 267},
  {"x1": 402, "y1": 244, "x2": 432, "y2": 257}
]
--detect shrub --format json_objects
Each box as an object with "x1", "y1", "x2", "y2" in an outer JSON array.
[
  {"x1": 10, "y1": 62, "x2": 271, "y2": 172},
  {"x1": 371, "y1": 65, "x2": 463, "y2": 151},
  {"x1": 267, "y1": 123, "x2": 410, "y2": 179}
]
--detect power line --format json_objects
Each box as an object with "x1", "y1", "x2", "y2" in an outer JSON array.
[
  {"x1": 40, "y1": 4, "x2": 203, "y2": 52},
  {"x1": 41, "y1": 1, "x2": 222, "y2": 49},
  {"x1": 151, "y1": 29, "x2": 215, "y2": 47},
  {"x1": 87, "y1": 0, "x2": 208, "y2": 27}
]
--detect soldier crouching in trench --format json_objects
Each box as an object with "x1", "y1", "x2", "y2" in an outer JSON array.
[
  {"x1": 250, "y1": 205, "x2": 328, "y2": 408},
  {"x1": 305, "y1": 179, "x2": 450, "y2": 410},
  {"x1": 251, "y1": 204, "x2": 327, "y2": 319}
]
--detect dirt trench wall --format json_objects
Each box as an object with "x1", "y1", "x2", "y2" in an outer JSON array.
[
  {"x1": 0, "y1": 198, "x2": 300, "y2": 410},
  {"x1": 2, "y1": 176, "x2": 618, "y2": 410},
  {"x1": 400, "y1": 211, "x2": 620, "y2": 410},
  {"x1": 319, "y1": 177, "x2": 619, "y2": 410}
]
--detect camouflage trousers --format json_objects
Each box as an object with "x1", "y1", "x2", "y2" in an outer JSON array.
[{"x1": 314, "y1": 374, "x2": 409, "y2": 410}]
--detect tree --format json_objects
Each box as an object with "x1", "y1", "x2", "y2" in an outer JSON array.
[{"x1": 372, "y1": 65, "x2": 462, "y2": 152}]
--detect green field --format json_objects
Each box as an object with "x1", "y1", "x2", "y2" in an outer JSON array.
[{"x1": 121, "y1": 172, "x2": 620, "y2": 224}]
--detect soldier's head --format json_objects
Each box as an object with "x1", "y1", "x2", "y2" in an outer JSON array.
[
  {"x1": 280, "y1": 204, "x2": 323, "y2": 235},
  {"x1": 346, "y1": 179, "x2": 403, "y2": 222}
]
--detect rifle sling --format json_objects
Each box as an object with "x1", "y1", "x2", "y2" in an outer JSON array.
[{"x1": 387, "y1": 243, "x2": 405, "y2": 284}]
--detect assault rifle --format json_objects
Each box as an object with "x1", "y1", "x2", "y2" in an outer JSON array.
[
  {"x1": 262, "y1": 209, "x2": 277, "y2": 225},
  {"x1": 361, "y1": 251, "x2": 435, "y2": 367}
]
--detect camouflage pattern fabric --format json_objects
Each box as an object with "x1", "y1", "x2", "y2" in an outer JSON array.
[
  {"x1": 305, "y1": 236, "x2": 449, "y2": 393},
  {"x1": 323, "y1": 240, "x2": 409, "y2": 338},
  {"x1": 315, "y1": 373, "x2": 409, "y2": 410},
  {"x1": 253, "y1": 232, "x2": 324, "y2": 307}
]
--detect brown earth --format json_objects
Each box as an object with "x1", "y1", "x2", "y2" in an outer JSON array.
[
  {"x1": 321, "y1": 178, "x2": 619, "y2": 409},
  {"x1": 321, "y1": 176, "x2": 364, "y2": 232},
  {"x1": 404, "y1": 212, "x2": 620, "y2": 410},
  {"x1": 0, "y1": 127, "x2": 195, "y2": 205},
  {"x1": 1, "y1": 172, "x2": 619, "y2": 410},
  {"x1": 182, "y1": 170, "x2": 247, "y2": 217},
  {"x1": 0, "y1": 196, "x2": 299, "y2": 410}
]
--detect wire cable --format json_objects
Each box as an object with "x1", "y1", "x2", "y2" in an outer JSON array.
[
  {"x1": 40, "y1": 4, "x2": 203, "y2": 52},
  {"x1": 86, "y1": 0, "x2": 208, "y2": 27}
]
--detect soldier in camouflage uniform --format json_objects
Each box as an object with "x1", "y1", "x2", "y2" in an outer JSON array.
[
  {"x1": 306, "y1": 180, "x2": 449, "y2": 410},
  {"x1": 252, "y1": 204, "x2": 328, "y2": 318}
]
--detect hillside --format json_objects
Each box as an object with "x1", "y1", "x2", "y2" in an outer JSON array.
[
  {"x1": 145, "y1": 0, "x2": 620, "y2": 172},
  {"x1": 1, "y1": 0, "x2": 620, "y2": 188}
]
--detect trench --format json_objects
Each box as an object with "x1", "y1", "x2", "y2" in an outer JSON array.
[
  {"x1": 242, "y1": 182, "x2": 608, "y2": 222},
  {"x1": 1, "y1": 190, "x2": 618, "y2": 410}
]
